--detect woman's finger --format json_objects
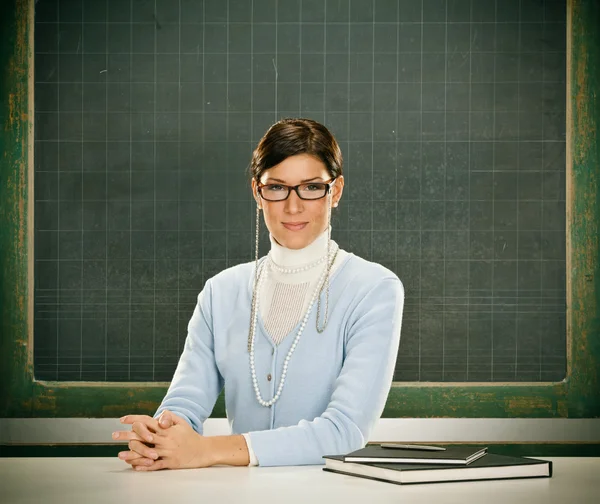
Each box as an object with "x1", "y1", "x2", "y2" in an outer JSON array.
[
  {"x1": 132, "y1": 422, "x2": 156, "y2": 443},
  {"x1": 130, "y1": 457, "x2": 155, "y2": 468},
  {"x1": 158, "y1": 411, "x2": 174, "y2": 429},
  {"x1": 118, "y1": 450, "x2": 144, "y2": 462},
  {"x1": 129, "y1": 439, "x2": 159, "y2": 460},
  {"x1": 134, "y1": 459, "x2": 167, "y2": 471},
  {"x1": 120, "y1": 415, "x2": 161, "y2": 432},
  {"x1": 112, "y1": 430, "x2": 146, "y2": 442}
]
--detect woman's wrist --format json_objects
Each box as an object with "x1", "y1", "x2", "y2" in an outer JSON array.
[{"x1": 206, "y1": 434, "x2": 251, "y2": 467}]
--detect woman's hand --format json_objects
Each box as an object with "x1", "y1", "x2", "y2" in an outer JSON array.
[
  {"x1": 136, "y1": 413, "x2": 216, "y2": 471},
  {"x1": 113, "y1": 412, "x2": 174, "y2": 469},
  {"x1": 114, "y1": 411, "x2": 216, "y2": 471}
]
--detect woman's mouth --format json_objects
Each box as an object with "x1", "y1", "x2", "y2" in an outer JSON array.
[{"x1": 282, "y1": 222, "x2": 308, "y2": 231}]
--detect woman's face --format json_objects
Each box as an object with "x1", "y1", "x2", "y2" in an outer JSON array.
[{"x1": 252, "y1": 154, "x2": 344, "y2": 250}]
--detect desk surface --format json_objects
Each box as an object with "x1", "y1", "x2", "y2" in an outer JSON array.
[{"x1": 1, "y1": 457, "x2": 599, "y2": 504}]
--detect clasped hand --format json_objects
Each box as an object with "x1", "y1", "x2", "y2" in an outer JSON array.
[{"x1": 112, "y1": 410, "x2": 213, "y2": 471}]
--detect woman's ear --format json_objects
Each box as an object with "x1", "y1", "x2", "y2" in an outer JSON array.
[
  {"x1": 332, "y1": 175, "x2": 344, "y2": 207},
  {"x1": 251, "y1": 179, "x2": 262, "y2": 208}
]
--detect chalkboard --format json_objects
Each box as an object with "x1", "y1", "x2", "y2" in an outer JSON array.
[{"x1": 33, "y1": 0, "x2": 567, "y2": 383}]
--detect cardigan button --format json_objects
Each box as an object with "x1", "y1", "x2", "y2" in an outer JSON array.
[{"x1": 267, "y1": 374, "x2": 272, "y2": 381}]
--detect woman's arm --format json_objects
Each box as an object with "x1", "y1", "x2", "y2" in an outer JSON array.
[
  {"x1": 245, "y1": 276, "x2": 404, "y2": 466},
  {"x1": 115, "y1": 277, "x2": 263, "y2": 468},
  {"x1": 153, "y1": 279, "x2": 224, "y2": 433},
  {"x1": 114, "y1": 410, "x2": 253, "y2": 470}
]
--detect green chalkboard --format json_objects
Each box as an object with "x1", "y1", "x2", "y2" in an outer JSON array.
[
  {"x1": 1, "y1": 0, "x2": 599, "y2": 419},
  {"x1": 33, "y1": 0, "x2": 567, "y2": 384}
]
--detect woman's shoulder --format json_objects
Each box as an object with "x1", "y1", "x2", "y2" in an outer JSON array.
[{"x1": 336, "y1": 254, "x2": 404, "y2": 328}]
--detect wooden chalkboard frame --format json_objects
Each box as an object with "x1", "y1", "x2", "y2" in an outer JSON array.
[{"x1": 1, "y1": 0, "x2": 598, "y2": 419}]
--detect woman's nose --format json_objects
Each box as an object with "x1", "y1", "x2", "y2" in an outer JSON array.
[{"x1": 284, "y1": 190, "x2": 303, "y2": 213}]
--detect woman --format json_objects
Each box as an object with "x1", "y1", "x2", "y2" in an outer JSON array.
[{"x1": 112, "y1": 118, "x2": 405, "y2": 470}]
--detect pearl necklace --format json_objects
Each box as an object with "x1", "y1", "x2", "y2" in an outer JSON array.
[
  {"x1": 248, "y1": 247, "x2": 339, "y2": 407},
  {"x1": 267, "y1": 253, "x2": 327, "y2": 274}
]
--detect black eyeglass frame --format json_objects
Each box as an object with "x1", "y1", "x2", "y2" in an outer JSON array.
[{"x1": 257, "y1": 178, "x2": 337, "y2": 202}]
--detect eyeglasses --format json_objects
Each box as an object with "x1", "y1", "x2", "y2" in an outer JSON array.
[{"x1": 257, "y1": 179, "x2": 336, "y2": 202}]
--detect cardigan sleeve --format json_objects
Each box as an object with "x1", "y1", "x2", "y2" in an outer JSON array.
[
  {"x1": 242, "y1": 433, "x2": 259, "y2": 466},
  {"x1": 246, "y1": 276, "x2": 404, "y2": 466},
  {"x1": 153, "y1": 279, "x2": 224, "y2": 434}
]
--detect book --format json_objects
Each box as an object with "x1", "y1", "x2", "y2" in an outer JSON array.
[
  {"x1": 323, "y1": 453, "x2": 553, "y2": 485},
  {"x1": 342, "y1": 444, "x2": 488, "y2": 465}
]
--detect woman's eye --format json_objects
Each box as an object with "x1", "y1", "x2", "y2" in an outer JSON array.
[
  {"x1": 268, "y1": 185, "x2": 285, "y2": 191},
  {"x1": 305, "y1": 184, "x2": 321, "y2": 191}
]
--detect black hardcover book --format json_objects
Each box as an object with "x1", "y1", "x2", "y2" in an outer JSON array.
[
  {"x1": 323, "y1": 453, "x2": 552, "y2": 485},
  {"x1": 342, "y1": 445, "x2": 488, "y2": 465}
]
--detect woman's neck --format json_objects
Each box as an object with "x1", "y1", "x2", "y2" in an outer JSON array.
[{"x1": 269, "y1": 228, "x2": 330, "y2": 268}]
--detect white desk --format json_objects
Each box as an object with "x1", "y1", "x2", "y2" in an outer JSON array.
[{"x1": 1, "y1": 457, "x2": 599, "y2": 504}]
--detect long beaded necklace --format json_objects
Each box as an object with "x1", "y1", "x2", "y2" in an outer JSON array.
[{"x1": 248, "y1": 245, "x2": 339, "y2": 407}]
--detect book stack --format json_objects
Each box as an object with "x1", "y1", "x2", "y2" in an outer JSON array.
[{"x1": 323, "y1": 444, "x2": 552, "y2": 485}]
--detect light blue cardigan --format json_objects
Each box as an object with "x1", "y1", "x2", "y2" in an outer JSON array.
[{"x1": 154, "y1": 253, "x2": 404, "y2": 466}]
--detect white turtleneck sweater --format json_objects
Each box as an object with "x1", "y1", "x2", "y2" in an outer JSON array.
[{"x1": 243, "y1": 228, "x2": 348, "y2": 465}]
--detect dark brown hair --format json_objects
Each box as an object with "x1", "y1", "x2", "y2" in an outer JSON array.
[{"x1": 249, "y1": 118, "x2": 343, "y2": 182}]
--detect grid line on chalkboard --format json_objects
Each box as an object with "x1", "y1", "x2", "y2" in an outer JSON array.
[
  {"x1": 515, "y1": 1, "x2": 521, "y2": 380},
  {"x1": 36, "y1": 20, "x2": 567, "y2": 26},
  {"x1": 370, "y1": 2, "x2": 374, "y2": 274},
  {"x1": 32, "y1": 257, "x2": 567, "y2": 262},
  {"x1": 250, "y1": 0, "x2": 254, "y2": 261},
  {"x1": 55, "y1": 0, "x2": 61, "y2": 381},
  {"x1": 323, "y1": 1, "x2": 326, "y2": 125},
  {"x1": 33, "y1": 136, "x2": 567, "y2": 140},
  {"x1": 299, "y1": 0, "x2": 302, "y2": 119},
  {"x1": 153, "y1": 0, "x2": 157, "y2": 381},
  {"x1": 201, "y1": 0, "x2": 206, "y2": 315},
  {"x1": 105, "y1": 0, "x2": 109, "y2": 380},
  {"x1": 394, "y1": 0, "x2": 400, "y2": 333},
  {"x1": 34, "y1": 80, "x2": 564, "y2": 85},
  {"x1": 491, "y1": 0, "x2": 497, "y2": 381},
  {"x1": 346, "y1": 1, "x2": 350, "y2": 249},
  {"x1": 442, "y1": 0, "x2": 447, "y2": 380},
  {"x1": 540, "y1": 1, "x2": 545, "y2": 381},
  {"x1": 128, "y1": 0, "x2": 133, "y2": 380},
  {"x1": 467, "y1": 1, "x2": 472, "y2": 380},
  {"x1": 226, "y1": 0, "x2": 230, "y2": 270},
  {"x1": 79, "y1": 0, "x2": 84, "y2": 381},
  {"x1": 35, "y1": 51, "x2": 565, "y2": 56},
  {"x1": 418, "y1": 0, "x2": 423, "y2": 381},
  {"x1": 177, "y1": 0, "x2": 181, "y2": 354},
  {"x1": 275, "y1": 0, "x2": 279, "y2": 121}
]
